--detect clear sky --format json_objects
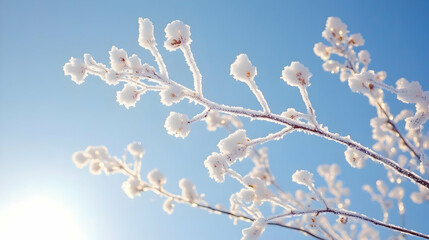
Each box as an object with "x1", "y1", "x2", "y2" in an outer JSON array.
[{"x1": 0, "y1": 0, "x2": 428, "y2": 239}]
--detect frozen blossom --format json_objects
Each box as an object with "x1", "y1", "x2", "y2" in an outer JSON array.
[
  {"x1": 395, "y1": 78, "x2": 424, "y2": 104},
  {"x1": 348, "y1": 71, "x2": 376, "y2": 95},
  {"x1": 230, "y1": 54, "x2": 257, "y2": 82},
  {"x1": 358, "y1": 50, "x2": 371, "y2": 65},
  {"x1": 205, "y1": 110, "x2": 242, "y2": 131},
  {"x1": 313, "y1": 42, "x2": 331, "y2": 61},
  {"x1": 281, "y1": 61, "x2": 312, "y2": 88},
  {"x1": 127, "y1": 141, "x2": 145, "y2": 158},
  {"x1": 292, "y1": 170, "x2": 314, "y2": 188},
  {"x1": 105, "y1": 69, "x2": 121, "y2": 85},
  {"x1": 164, "y1": 112, "x2": 190, "y2": 138},
  {"x1": 138, "y1": 17, "x2": 155, "y2": 49},
  {"x1": 179, "y1": 178, "x2": 199, "y2": 203},
  {"x1": 159, "y1": 85, "x2": 185, "y2": 106},
  {"x1": 147, "y1": 168, "x2": 166, "y2": 188},
  {"x1": 237, "y1": 188, "x2": 255, "y2": 203},
  {"x1": 122, "y1": 177, "x2": 145, "y2": 199},
  {"x1": 241, "y1": 218, "x2": 266, "y2": 240},
  {"x1": 322, "y1": 17, "x2": 348, "y2": 44},
  {"x1": 242, "y1": 175, "x2": 272, "y2": 200},
  {"x1": 204, "y1": 152, "x2": 228, "y2": 182},
  {"x1": 349, "y1": 33, "x2": 365, "y2": 46},
  {"x1": 88, "y1": 159, "x2": 103, "y2": 175},
  {"x1": 344, "y1": 147, "x2": 368, "y2": 168},
  {"x1": 164, "y1": 20, "x2": 191, "y2": 51},
  {"x1": 63, "y1": 57, "x2": 87, "y2": 85},
  {"x1": 72, "y1": 151, "x2": 90, "y2": 168},
  {"x1": 109, "y1": 46, "x2": 130, "y2": 71},
  {"x1": 322, "y1": 60, "x2": 341, "y2": 73},
  {"x1": 163, "y1": 198, "x2": 174, "y2": 214},
  {"x1": 116, "y1": 83, "x2": 144, "y2": 109},
  {"x1": 217, "y1": 129, "x2": 249, "y2": 165},
  {"x1": 410, "y1": 185, "x2": 429, "y2": 204}
]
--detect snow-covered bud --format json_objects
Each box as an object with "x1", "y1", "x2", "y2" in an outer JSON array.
[
  {"x1": 164, "y1": 20, "x2": 191, "y2": 51},
  {"x1": 396, "y1": 78, "x2": 423, "y2": 104},
  {"x1": 344, "y1": 147, "x2": 367, "y2": 168},
  {"x1": 280, "y1": 108, "x2": 303, "y2": 120},
  {"x1": 89, "y1": 159, "x2": 103, "y2": 175},
  {"x1": 358, "y1": 50, "x2": 371, "y2": 65},
  {"x1": 217, "y1": 129, "x2": 250, "y2": 165},
  {"x1": 230, "y1": 54, "x2": 257, "y2": 82},
  {"x1": 348, "y1": 71, "x2": 376, "y2": 94},
  {"x1": 116, "y1": 83, "x2": 144, "y2": 109},
  {"x1": 129, "y1": 54, "x2": 145, "y2": 74},
  {"x1": 63, "y1": 57, "x2": 87, "y2": 85},
  {"x1": 322, "y1": 60, "x2": 341, "y2": 73},
  {"x1": 238, "y1": 188, "x2": 255, "y2": 203},
  {"x1": 104, "y1": 69, "x2": 121, "y2": 86},
  {"x1": 322, "y1": 17, "x2": 348, "y2": 43},
  {"x1": 281, "y1": 62, "x2": 312, "y2": 88},
  {"x1": 241, "y1": 218, "x2": 266, "y2": 240},
  {"x1": 348, "y1": 33, "x2": 365, "y2": 46},
  {"x1": 340, "y1": 69, "x2": 351, "y2": 82},
  {"x1": 410, "y1": 186, "x2": 429, "y2": 204},
  {"x1": 163, "y1": 198, "x2": 174, "y2": 214},
  {"x1": 138, "y1": 18, "x2": 155, "y2": 49},
  {"x1": 109, "y1": 46, "x2": 129, "y2": 71},
  {"x1": 292, "y1": 170, "x2": 314, "y2": 188},
  {"x1": 405, "y1": 110, "x2": 429, "y2": 130},
  {"x1": 179, "y1": 178, "x2": 199, "y2": 202},
  {"x1": 376, "y1": 180, "x2": 388, "y2": 197},
  {"x1": 164, "y1": 112, "x2": 190, "y2": 139},
  {"x1": 85, "y1": 145, "x2": 110, "y2": 160},
  {"x1": 204, "y1": 152, "x2": 228, "y2": 183},
  {"x1": 375, "y1": 71, "x2": 387, "y2": 81},
  {"x1": 313, "y1": 42, "x2": 331, "y2": 61},
  {"x1": 147, "y1": 168, "x2": 166, "y2": 188},
  {"x1": 126, "y1": 141, "x2": 145, "y2": 158},
  {"x1": 72, "y1": 151, "x2": 90, "y2": 168},
  {"x1": 122, "y1": 177, "x2": 146, "y2": 199},
  {"x1": 159, "y1": 85, "x2": 185, "y2": 106},
  {"x1": 388, "y1": 186, "x2": 404, "y2": 200}
]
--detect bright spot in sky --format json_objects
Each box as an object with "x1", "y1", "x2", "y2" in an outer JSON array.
[{"x1": 0, "y1": 196, "x2": 87, "y2": 240}]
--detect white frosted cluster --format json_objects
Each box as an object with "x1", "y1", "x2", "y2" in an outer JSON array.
[
  {"x1": 344, "y1": 147, "x2": 368, "y2": 168},
  {"x1": 138, "y1": 17, "x2": 155, "y2": 49},
  {"x1": 164, "y1": 112, "x2": 190, "y2": 138},
  {"x1": 217, "y1": 129, "x2": 250, "y2": 164},
  {"x1": 127, "y1": 141, "x2": 145, "y2": 158},
  {"x1": 230, "y1": 54, "x2": 257, "y2": 82},
  {"x1": 163, "y1": 198, "x2": 175, "y2": 214},
  {"x1": 147, "y1": 168, "x2": 166, "y2": 188},
  {"x1": 280, "y1": 108, "x2": 306, "y2": 121},
  {"x1": 292, "y1": 170, "x2": 314, "y2": 188},
  {"x1": 72, "y1": 145, "x2": 120, "y2": 175},
  {"x1": 205, "y1": 110, "x2": 242, "y2": 131},
  {"x1": 241, "y1": 218, "x2": 266, "y2": 240},
  {"x1": 322, "y1": 60, "x2": 341, "y2": 73},
  {"x1": 348, "y1": 71, "x2": 376, "y2": 95},
  {"x1": 179, "y1": 178, "x2": 199, "y2": 203},
  {"x1": 281, "y1": 61, "x2": 312, "y2": 88},
  {"x1": 159, "y1": 85, "x2": 185, "y2": 106},
  {"x1": 122, "y1": 177, "x2": 146, "y2": 199},
  {"x1": 313, "y1": 42, "x2": 331, "y2": 61},
  {"x1": 358, "y1": 50, "x2": 371, "y2": 65},
  {"x1": 349, "y1": 33, "x2": 365, "y2": 46},
  {"x1": 237, "y1": 188, "x2": 255, "y2": 203},
  {"x1": 322, "y1": 17, "x2": 348, "y2": 44},
  {"x1": 109, "y1": 46, "x2": 130, "y2": 71},
  {"x1": 164, "y1": 20, "x2": 191, "y2": 51},
  {"x1": 204, "y1": 152, "x2": 228, "y2": 183},
  {"x1": 63, "y1": 57, "x2": 87, "y2": 85},
  {"x1": 116, "y1": 83, "x2": 144, "y2": 109},
  {"x1": 242, "y1": 175, "x2": 273, "y2": 200}
]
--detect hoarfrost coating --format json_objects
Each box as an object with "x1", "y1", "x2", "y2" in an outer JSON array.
[{"x1": 65, "y1": 16, "x2": 429, "y2": 240}]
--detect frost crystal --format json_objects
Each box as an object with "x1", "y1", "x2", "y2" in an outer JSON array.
[
  {"x1": 230, "y1": 54, "x2": 257, "y2": 82},
  {"x1": 217, "y1": 129, "x2": 249, "y2": 164},
  {"x1": 63, "y1": 57, "x2": 87, "y2": 85},
  {"x1": 109, "y1": 46, "x2": 129, "y2": 71},
  {"x1": 204, "y1": 152, "x2": 228, "y2": 182},
  {"x1": 241, "y1": 218, "x2": 266, "y2": 240},
  {"x1": 159, "y1": 85, "x2": 185, "y2": 106},
  {"x1": 127, "y1": 141, "x2": 145, "y2": 158},
  {"x1": 281, "y1": 62, "x2": 312, "y2": 88},
  {"x1": 164, "y1": 112, "x2": 190, "y2": 138},
  {"x1": 116, "y1": 83, "x2": 143, "y2": 109},
  {"x1": 138, "y1": 17, "x2": 155, "y2": 49},
  {"x1": 147, "y1": 168, "x2": 166, "y2": 188},
  {"x1": 344, "y1": 147, "x2": 368, "y2": 168},
  {"x1": 292, "y1": 170, "x2": 314, "y2": 187},
  {"x1": 164, "y1": 20, "x2": 191, "y2": 51}
]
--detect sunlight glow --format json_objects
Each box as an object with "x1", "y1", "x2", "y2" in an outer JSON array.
[{"x1": 0, "y1": 196, "x2": 87, "y2": 240}]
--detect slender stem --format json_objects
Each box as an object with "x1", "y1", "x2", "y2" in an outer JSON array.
[
  {"x1": 182, "y1": 45, "x2": 203, "y2": 97},
  {"x1": 149, "y1": 45, "x2": 169, "y2": 79},
  {"x1": 249, "y1": 81, "x2": 271, "y2": 113}
]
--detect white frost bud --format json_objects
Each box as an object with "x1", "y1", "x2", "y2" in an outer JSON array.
[
  {"x1": 217, "y1": 129, "x2": 249, "y2": 165},
  {"x1": 313, "y1": 42, "x2": 331, "y2": 61},
  {"x1": 179, "y1": 178, "x2": 199, "y2": 202},
  {"x1": 292, "y1": 170, "x2": 314, "y2": 187},
  {"x1": 159, "y1": 85, "x2": 185, "y2": 106},
  {"x1": 164, "y1": 112, "x2": 190, "y2": 139},
  {"x1": 109, "y1": 46, "x2": 129, "y2": 71},
  {"x1": 72, "y1": 151, "x2": 90, "y2": 168},
  {"x1": 147, "y1": 168, "x2": 166, "y2": 188},
  {"x1": 116, "y1": 83, "x2": 144, "y2": 109},
  {"x1": 281, "y1": 62, "x2": 312, "y2": 88},
  {"x1": 344, "y1": 147, "x2": 367, "y2": 168},
  {"x1": 348, "y1": 33, "x2": 365, "y2": 46},
  {"x1": 127, "y1": 141, "x2": 145, "y2": 158},
  {"x1": 358, "y1": 50, "x2": 371, "y2": 65},
  {"x1": 241, "y1": 218, "x2": 266, "y2": 240},
  {"x1": 322, "y1": 60, "x2": 341, "y2": 74},
  {"x1": 63, "y1": 57, "x2": 87, "y2": 85},
  {"x1": 163, "y1": 198, "x2": 174, "y2": 214},
  {"x1": 138, "y1": 18, "x2": 155, "y2": 49},
  {"x1": 230, "y1": 54, "x2": 257, "y2": 82},
  {"x1": 204, "y1": 152, "x2": 228, "y2": 183},
  {"x1": 122, "y1": 177, "x2": 145, "y2": 199},
  {"x1": 164, "y1": 20, "x2": 191, "y2": 51}
]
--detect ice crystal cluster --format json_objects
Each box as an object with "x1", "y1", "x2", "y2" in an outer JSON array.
[{"x1": 65, "y1": 17, "x2": 429, "y2": 240}]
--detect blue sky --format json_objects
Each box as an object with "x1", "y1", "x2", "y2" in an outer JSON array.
[{"x1": 0, "y1": 0, "x2": 428, "y2": 239}]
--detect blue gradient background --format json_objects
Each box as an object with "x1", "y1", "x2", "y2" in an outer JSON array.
[{"x1": 0, "y1": 0, "x2": 428, "y2": 239}]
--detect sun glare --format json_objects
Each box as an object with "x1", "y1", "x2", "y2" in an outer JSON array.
[{"x1": 0, "y1": 196, "x2": 87, "y2": 240}]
